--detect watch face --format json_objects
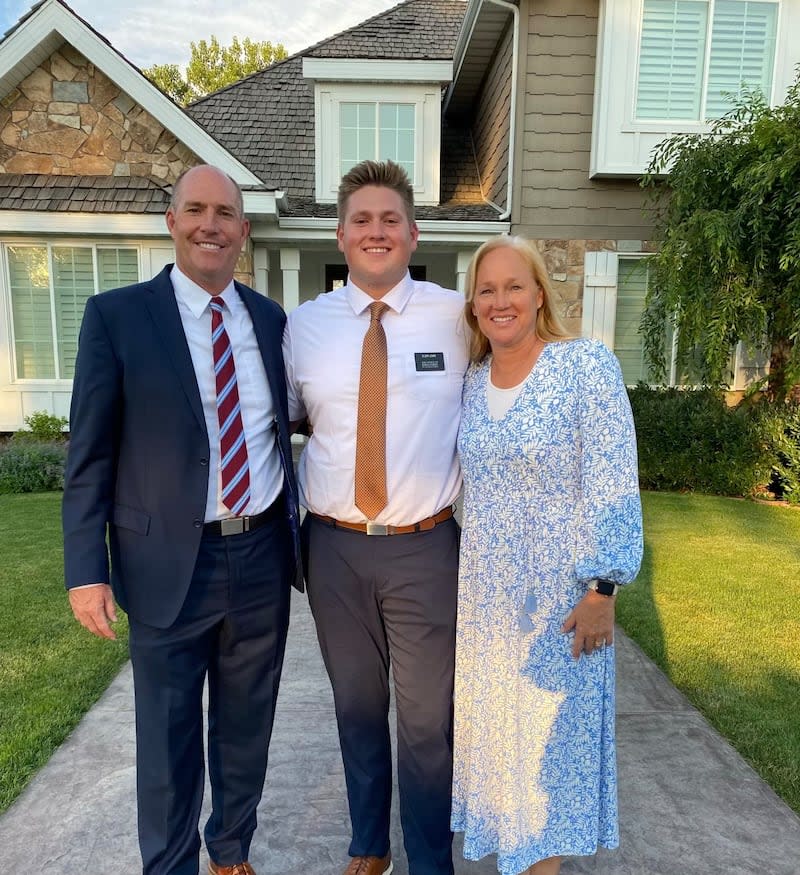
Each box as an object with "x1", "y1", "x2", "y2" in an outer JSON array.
[{"x1": 591, "y1": 579, "x2": 617, "y2": 596}]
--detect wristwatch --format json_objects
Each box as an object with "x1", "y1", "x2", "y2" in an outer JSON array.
[{"x1": 587, "y1": 578, "x2": 619, "y2": 597}]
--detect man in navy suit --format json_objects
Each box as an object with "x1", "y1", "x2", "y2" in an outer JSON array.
[{"x1": 63, "y1": 164, "x2": 300, "y2": 875}]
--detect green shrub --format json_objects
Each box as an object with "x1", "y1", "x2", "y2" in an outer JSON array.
[
  {"x1": 626, "y1": 385, "x2": 800, "y2": 501},
  {"x1": 10, "y1": 411, "x2": 68, "y2": 444},
  {"x1": 0, "y1": 441, "x2": 67, "y2": 493},
  {"x1": 748, "y1": 399, "x2": 800, "y2": 503}
]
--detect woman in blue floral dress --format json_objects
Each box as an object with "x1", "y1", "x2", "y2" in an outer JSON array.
[{"x1": 450, "y1": 236, "x2": 643, "y2": 875}]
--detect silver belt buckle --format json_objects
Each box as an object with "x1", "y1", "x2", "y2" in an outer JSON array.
[
  {"x1": 366, "y1": 522, "x2": 388, "y2": 536},
  {"x1": 220, "y1": 517, "x2": 245, "y2": 536}
]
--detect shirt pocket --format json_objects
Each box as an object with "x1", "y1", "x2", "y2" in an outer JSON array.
[{"x1": 400, "y1": 351, "x2": 461, "y2": 401}]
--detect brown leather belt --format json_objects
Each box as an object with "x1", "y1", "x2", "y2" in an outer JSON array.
[{"x1": 311, "y1": 505, "x2": 454, "y2": 536}]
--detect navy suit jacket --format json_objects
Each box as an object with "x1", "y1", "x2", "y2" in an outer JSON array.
[{"x1": 62, "y1": 265, "x2": 302, "y2": 629}]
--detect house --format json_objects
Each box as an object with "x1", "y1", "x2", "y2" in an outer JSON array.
[{"x1": 1, "y1": 0, "x2": 797, "y2": 430}]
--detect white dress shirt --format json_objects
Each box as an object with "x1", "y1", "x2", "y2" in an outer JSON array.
[
  {"x1": 283, "y1": 273, "x2": 469, "y2": 525},
  {"x1": 171, "y1": 266, "x2": 283, "y2": 522}
]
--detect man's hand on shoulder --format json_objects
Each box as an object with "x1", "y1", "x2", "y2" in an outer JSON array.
[{"x1": 69, "y1": 584, "x2": 118, "y2": 640}]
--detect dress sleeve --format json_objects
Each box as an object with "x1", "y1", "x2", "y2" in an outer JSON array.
[
  {"x1": 62, "y1": 295, "x2": 121, "y2": 589},
  {"x1": 573, "y1": 340, "x2": 643, "y2": 585},
  {"x1": 282, "y1": 315, "x2": 306, "y2": 423}
]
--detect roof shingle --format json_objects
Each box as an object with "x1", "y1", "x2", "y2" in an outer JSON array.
[{"x1": 0, "y1": 174, "x2": 170, "y2": 213}]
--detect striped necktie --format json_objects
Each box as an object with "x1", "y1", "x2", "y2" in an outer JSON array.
[{"x1": 210, "y1": 297, "x2": 250, "y2": 515}]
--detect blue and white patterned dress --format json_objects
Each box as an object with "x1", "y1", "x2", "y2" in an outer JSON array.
[{"x1": 451, "y1": 338, "x2": 643, "y2": 874}]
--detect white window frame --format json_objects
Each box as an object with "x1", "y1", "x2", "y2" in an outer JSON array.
[
  {"x1": 312, "y1": 82, "x2": 443, "y2": 205},
  {"x1": 591, "y1": 0, "x2": 800, "y2": 176},
  {"x1": 3, "y1": 240, "x2": 142, "y2": 384}
]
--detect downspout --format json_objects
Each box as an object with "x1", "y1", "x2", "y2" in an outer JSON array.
[{"x1": 483, "y1": 0, "x2": 519, "y2": 221}]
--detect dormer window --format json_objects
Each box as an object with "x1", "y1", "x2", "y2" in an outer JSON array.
[
  {"x1": 340, "y1": 101, "x2": 416, "y2": 179},
  {"x1": 303, "y1": 58, "x2": 453, "y2": 205}
]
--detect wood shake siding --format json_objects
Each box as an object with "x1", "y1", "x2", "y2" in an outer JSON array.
[
  {"x1": 514, "y1": 0, "x2": 653, "y2": 240},
  {"x1": 472, "y1": 22, "x2": 513, "y2": 211}
]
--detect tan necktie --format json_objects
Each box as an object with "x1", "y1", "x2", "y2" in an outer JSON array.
[{"x1": 355, "y1": 301, "x2": 390, "y2": 519}]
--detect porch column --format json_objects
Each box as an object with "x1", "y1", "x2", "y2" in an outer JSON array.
[
  {"x1": 281, "y1": 248, "x2": 300, "y2": 312},
  {"x1": 254, "y1": 247, "x2": 270, "y2": 297},
  {"x1": 456, "y1": 250, "x2": 474, "y2": 295}
]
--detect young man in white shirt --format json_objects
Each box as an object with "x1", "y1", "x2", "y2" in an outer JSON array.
[{"x1": 283, "y1": 160, "x2": 468, "y2": 875}]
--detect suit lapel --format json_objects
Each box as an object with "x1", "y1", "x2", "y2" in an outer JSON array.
[
  {"x1": 143, "y1": 266, "x2": 206, "y2": 432},
  {"x1": 237, "y1": 284, "x2": 302, "y2": 570},
  {"x1": 237, "y1": 283, "x2": 285, "y2": 426}
]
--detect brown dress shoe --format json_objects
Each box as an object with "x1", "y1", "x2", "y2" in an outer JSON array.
[
  {"x1": 208, "y1": 862, "x2": 256, "y2": 875},
  {"x1": 343, "y1": 852, "x2": 393, "y2": 875}
]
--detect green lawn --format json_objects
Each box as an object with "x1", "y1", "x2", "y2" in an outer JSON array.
[
  {"x1": 0, "y1": 492, "x2": 128, "y2": 813},
  {"x1": 619, "y1": 491, "x2": 800, "y2": 815}
]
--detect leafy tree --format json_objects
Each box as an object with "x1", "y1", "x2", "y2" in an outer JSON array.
[
  {"x1": 143, "y1": 63, "x2": 195, "y2": 105},
  {"x1": 641, "y1": 73, "x2": 800, "y2": 402},
  {"x1": 144, "y1": 35, "x2": 287, "y2": 105}
]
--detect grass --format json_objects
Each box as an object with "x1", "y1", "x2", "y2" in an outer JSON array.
[
  {"x1": 0, "y1": 492, "x2": 129, "y2": 813},
  {"x1": 618, "y1": 491, "x2": 800, "y2": 815}
]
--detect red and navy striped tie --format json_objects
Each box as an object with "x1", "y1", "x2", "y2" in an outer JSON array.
[{"x1": 210, "y1": 298, "x2": 250, "y2": 515}]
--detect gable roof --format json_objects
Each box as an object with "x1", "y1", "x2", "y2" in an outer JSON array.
[
  {"x1": 188, "y1": 0, "x2": 497, "y2": 220},
  {"x1": 0, "y1": 0, "x2": 260, "y2": 184}
]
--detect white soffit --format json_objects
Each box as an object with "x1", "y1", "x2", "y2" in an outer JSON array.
[{"x1": 302, "y1": 57, "x2": 453, "y2": 83}]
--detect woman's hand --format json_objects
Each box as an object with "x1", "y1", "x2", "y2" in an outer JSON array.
[{"x1": 561, "y1": 590, "x2": 616, "y2": 659}]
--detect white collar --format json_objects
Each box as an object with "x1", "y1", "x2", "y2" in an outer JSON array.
[{"x1": 170, "y1": 264, "x2": 237, "y2": 319}]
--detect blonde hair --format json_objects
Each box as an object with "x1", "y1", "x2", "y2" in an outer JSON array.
[
  {"x1": 337, "y1": 159, "x2": 415, "y2": 222},
  {"x1": 464, "y1": 235, "x2": 573, "y2": 362}
]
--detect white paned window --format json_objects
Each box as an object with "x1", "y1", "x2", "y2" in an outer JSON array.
[
  {"x1": 314, "y1": 83, "x2": 441, "y2": 204},
  {"x1": 591, "y1": 0, "x2": 797, "y2": 174},
  {"x1": 6, "y1": 244, "x2": 139, "y2": 380},
  {"x1": 635, "y1": 0, "x2": 778, "y2": 121},
  {"x1": 339, "y1": 102, "x2": 415, "y2": 178}
]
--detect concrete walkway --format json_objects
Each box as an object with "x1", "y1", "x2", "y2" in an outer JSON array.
[{"x1": 2, "y1": 590, "x2": 799, "y2": 873}]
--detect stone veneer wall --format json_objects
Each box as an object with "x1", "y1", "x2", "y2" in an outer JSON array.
[
  {"x1": 234, "y1": 244, "x2": 254, "y2": 289},
  {"x1": 535, "y1": 238, "x2": 656, "y2": 335},
  {"x1": 0, "y1": 45, "x2": 199, "y2": 182}
]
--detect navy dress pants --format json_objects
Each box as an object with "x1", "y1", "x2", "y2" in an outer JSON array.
[
  {"x1": 128, "y1": 516, "x2": 292, "y2": 875},
  {"x1": 305, "y1": 515, "x2": 459, "y2": 875}
]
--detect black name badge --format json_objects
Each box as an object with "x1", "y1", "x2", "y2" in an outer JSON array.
[{"x1": 415, "y1": 352, "x2": 446, "y2": 372}]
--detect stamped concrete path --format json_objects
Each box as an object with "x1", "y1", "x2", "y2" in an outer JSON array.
[{"x1": 1, "y1": 587, "x2": 799, "y2": 874}]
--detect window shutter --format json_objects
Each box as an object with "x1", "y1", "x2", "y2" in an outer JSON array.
[
  {"x1": 705, "y1": 0, "x2": 778, "y2": 118},
  {"x1": 582, "y1": 251, "x2": 619, "y2": 350},
  {"x1": 636, "y1": 0, "x2": 709, "y2": 120},
  {"x1": 53, "y1": 247, "x2": 94, "y2": 380},
  {"x1": 8, "y1": 246, "x2": 55, "y2": 379},
  {"x1": 98, "y1": 248, "x2": 138, "y2": 291}
]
